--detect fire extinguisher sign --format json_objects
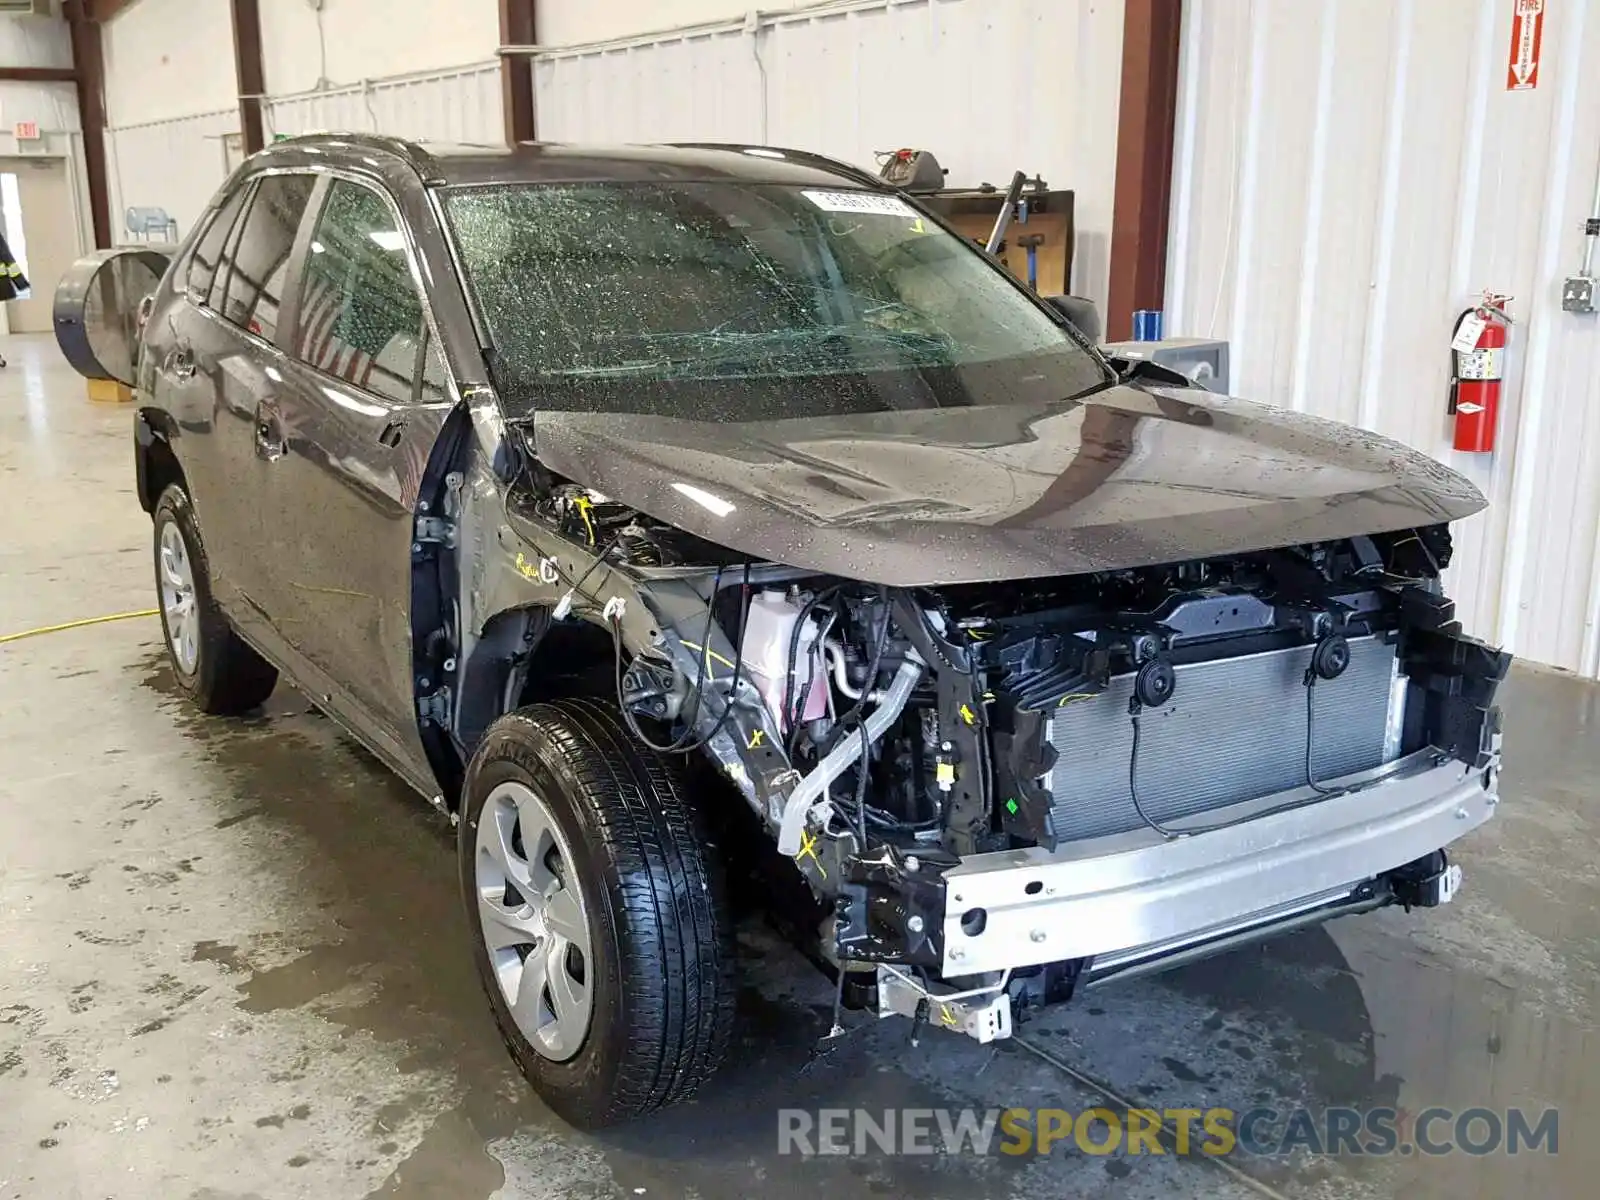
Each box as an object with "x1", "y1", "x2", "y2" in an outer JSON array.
[{"x1": 1507, "y1": 0, "x2": 1544, "y2": 91}]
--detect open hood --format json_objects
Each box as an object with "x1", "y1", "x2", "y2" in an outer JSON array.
[{"x1": 530, "y1": 384, "x2": 1485, "y2": 586}]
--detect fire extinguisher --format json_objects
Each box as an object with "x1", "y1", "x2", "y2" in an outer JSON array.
[{"x1": 1448, "y1": 294, "x2": 1511, "y2": 454}]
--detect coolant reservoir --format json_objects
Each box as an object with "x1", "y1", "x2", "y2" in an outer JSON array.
[{"x1": 741, "y1": 590, "x2": 826, "y2": 731}]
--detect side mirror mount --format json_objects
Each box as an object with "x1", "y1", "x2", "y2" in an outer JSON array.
[{"x1": 1044, "y1": 294, "x2": 1101, "y2": 343}]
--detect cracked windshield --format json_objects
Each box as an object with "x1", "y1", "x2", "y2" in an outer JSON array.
[{"x1": 443, "y1": 180, "x2": 1109, "y2": 420}]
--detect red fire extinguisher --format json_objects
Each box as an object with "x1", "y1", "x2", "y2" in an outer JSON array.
[{"x1": 1448, "y1": 294, "x2": 1511, "y2": 454}]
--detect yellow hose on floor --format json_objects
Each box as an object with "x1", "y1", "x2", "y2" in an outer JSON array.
[{"x1": 0, "y1": 609, "x2": 160, "y2": 645}]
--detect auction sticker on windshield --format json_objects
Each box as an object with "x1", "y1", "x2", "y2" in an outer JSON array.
[{"x1": 802, "y1": 190, "x2": 917, "y2": 217}]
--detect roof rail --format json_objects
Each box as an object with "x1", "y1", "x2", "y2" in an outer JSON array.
[
  {"x1": 661, "y1": 142, "x2": 889, "y2": 191},
  {"x1": 264, "y1": 130, "x2": 434, "y2": 170}
]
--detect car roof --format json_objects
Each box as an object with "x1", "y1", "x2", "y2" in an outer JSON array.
[{"x1": 252, "y1": 133, "x2": 890, "y2": 190}]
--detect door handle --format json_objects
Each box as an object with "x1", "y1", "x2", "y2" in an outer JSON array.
[
  {"x1": 378, "y1": 419, "x2": 407, "y2": 448},
  {"x1": 254, "y1": 400, "x2": 286, "y2": 461},
  {"x1": 170, "y1": 344, "x2": 196, "y2": 381}
]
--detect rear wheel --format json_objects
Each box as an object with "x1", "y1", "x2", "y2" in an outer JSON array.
[
  {"x1": 152, "y1": 484, "x2": 278, "y2": 714},
  {"x1": 459, "y1": 699, "x2": 737, "y2": 1127}
]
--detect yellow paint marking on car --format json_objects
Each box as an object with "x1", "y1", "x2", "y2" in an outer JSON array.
[
  {"x1": 796, "y1": 828, "x2": 827, "y2": 879},
  {"x1": 681, "y1": 640, "x2": 738, "y2": 673}
]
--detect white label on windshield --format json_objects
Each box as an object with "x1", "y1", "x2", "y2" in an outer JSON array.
[{"x1": 802, "y1": 190, "x2": 917, "y2": 217}]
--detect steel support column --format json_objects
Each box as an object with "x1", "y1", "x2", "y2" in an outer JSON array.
[
  {"x1": 1106, "y1": 0, "x2": 1183, "y2": 342},
  {"x1": 64, "y1": 0, "x2": 110, "y2": 249},
  {"x1": 500, "y1": 0, "x2": 537, "y2": 145},
  {"x1": 0, "y1": 66, "x2": 77, "y2": 83},
  {"x1": 230, "y1": 0, "x2": 266, "y2": 156}
]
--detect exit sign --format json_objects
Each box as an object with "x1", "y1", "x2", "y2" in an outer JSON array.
[{"x1": 13, "y1": 121, "x2": 39, "y2": 141}]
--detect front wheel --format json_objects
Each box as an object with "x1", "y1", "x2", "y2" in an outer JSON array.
[{"x1": 459, "y1": 699, "x2": 737, "y2": 1127}]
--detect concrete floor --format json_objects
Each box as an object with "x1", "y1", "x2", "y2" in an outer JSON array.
[{"x1": 1, "y1": 332, "x2": 1594, "y2": 1200}]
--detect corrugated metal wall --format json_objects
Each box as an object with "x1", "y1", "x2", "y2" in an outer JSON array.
[
  {"x1": 263, "y1": 63, "x2": 504, "y2": 145},
  {"x1": 533, "y1": 0, "x2": 1124, "y2": 308},
  {"x1": 1167, "y1": 0, "x2": 1600, "y2": 674},
  {"x1": 103, "y1": 65, "x2": 505, "y2": 246},
  {"x1": 107, "y1": 110, "x2": 240, "y2": 244}
]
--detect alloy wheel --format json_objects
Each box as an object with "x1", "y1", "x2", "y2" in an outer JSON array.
[
  {"x1": 475, "y1": 781, "x2": 595, "y2": 1061},
  {"x1": 158, "y1": 521, "x2": 199, "y2": 675}
]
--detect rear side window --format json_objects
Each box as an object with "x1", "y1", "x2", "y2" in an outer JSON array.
[
  {"x1": 217, "y1": 174, "x2": 315, "y2": 342},
  {"x1": 292, "y1": 179, "x2": 425, "y2": 403},
  {"x1": 185, "y1": 186, "x2": 250, "y2": 305}
]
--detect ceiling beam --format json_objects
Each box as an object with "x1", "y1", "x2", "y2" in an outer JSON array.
[
  {"x1": 500, "y1": 0, "x2": 537, "y2": 145},
  {"x1": 64, "y1": 1, "x2": 111, "y2": 248},
  {"x1": 229, "y1": 0, "x2": 265, "y2": 156},
  {"x1": 1106, "y1": 0, "x2": 1183, "y2": 342},
  {"x1": 0, "y1": 66, "x2": 77, "y2": 83}
]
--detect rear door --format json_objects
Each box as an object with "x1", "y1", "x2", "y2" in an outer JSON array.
[
  {"x1": 261, "y1": 175, "x2": 454, "y2": 774},
  {"x1": 140, "y1": 181, "x2": 266, "y2": 628},
  {"x1": 197, "y1": 171, "x2": 318, "y2": 648}
]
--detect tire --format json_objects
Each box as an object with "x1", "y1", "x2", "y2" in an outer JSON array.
[
  {"x1": 459, "y1": 698, "x2": 737, "y2": 1128},
  {"x1": 152, "y1": 483, "x2": 278, "y2": 715}
]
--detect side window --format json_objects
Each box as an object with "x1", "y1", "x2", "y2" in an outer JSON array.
[
  {"x1": 217, "y1": 174, "x2": 316, "y2": 342},
  {"x1": 292, "y1": 179, "x2": 425, "y2": 403},
  {"x1": 185, "y1": 185, "x2": 251, "y2": 305}
]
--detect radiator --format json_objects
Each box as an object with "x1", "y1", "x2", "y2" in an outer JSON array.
[{"x1": 1045, "y1": 636, "x2": 1402, "y2": 842}]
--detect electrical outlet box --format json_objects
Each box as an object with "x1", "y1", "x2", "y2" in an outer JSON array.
[{"x1": 1563, "y1": 275, "x2": 1597, "y2": 314}]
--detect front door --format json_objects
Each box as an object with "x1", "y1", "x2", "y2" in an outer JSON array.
[{"x1": 264, "y1": 176, "x2": 454, "y2": 773}]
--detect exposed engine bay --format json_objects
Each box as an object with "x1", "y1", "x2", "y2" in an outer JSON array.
[{"x1": 501, "y1": 475, "x2": 1508, "y2": 1046}]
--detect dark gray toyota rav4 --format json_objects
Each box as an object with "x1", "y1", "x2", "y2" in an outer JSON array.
[{"x1": 97, "y1": 134, "x2": 1507, "y2": 1126}]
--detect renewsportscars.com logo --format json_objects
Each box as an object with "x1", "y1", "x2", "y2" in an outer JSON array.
[{"x1": 777, "y1": 1106, "x2": 1559, "y2": 1158}]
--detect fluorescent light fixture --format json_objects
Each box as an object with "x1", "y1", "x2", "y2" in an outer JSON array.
[
  {"x1": 368, "y1": 230, "x2": 405, "y2": 252},
  {"x1": 742, "y1": 148, "x2": 785, "y2": 159},
  {"x1": 264, "y1": 365, "x2": 283, "y2": 383},
  {"x1": 671, "y1": 482, "x2": 736, "y2": 517}
]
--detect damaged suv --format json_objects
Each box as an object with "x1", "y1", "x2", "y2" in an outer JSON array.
[{"x1": 98, "y1": 136, "x2": 1506, "y2": 1127}]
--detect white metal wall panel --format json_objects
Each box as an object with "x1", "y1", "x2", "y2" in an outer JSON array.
[
  {"x1": 102, "y1": 0, "x2": 238, "y2": 126},
  {"x1": 540, "y1": 0, "x2": 819, "y2": 46},
  {"x1": 0, "y1": 21, "x2": 81, "y2": 140},
  {"x1": 105, "y1": 110, "x2": 239, "y2": 245},
  {"x1": 263, "y1": 64, "x2": 505, "y2": 145},
  {"x1": 533, "y1": 31, "x2": 765, "y2": 146},
  {"x1": 260, "y1": 0, "x2": 500, "y2": 95},
  {"x1": 533, "y1": 0, "x2": 1124, "y2": 307},
  {"x1": 0, "y1": 80, "x2": 79, "y2": 139},
  {"x1": 102, "y1": 65, "x2": 504, "y2": 247},
  {"x1": 0, "y1": 12, "x2": 71, "y2": 68},
  {"x1": 1168, "y1": 0, "x2": 1600, "y2": 674}
]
